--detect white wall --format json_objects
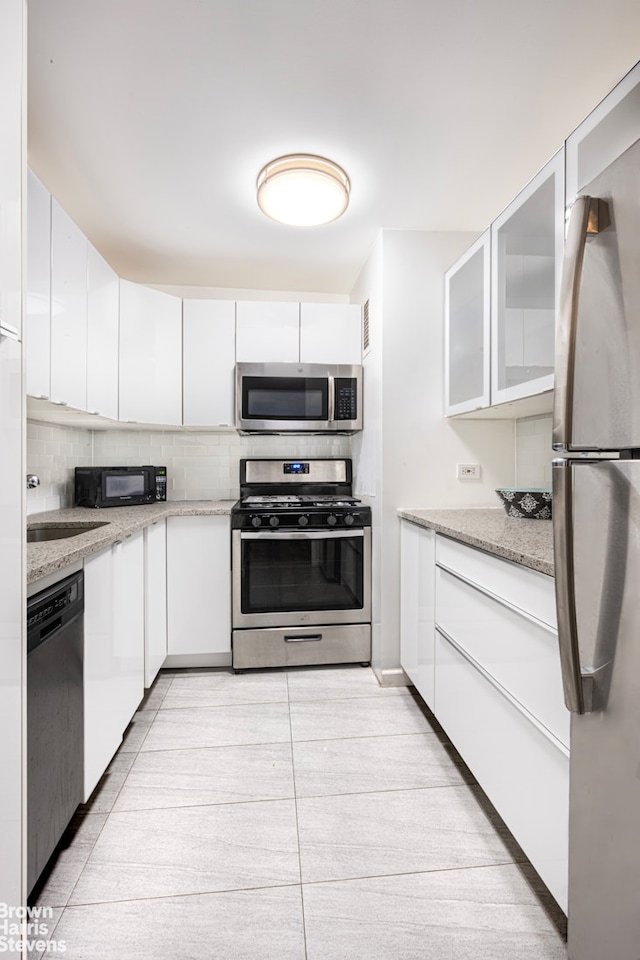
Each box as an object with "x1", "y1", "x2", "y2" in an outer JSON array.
[
  {"x1": 351, "y1": 229, "x2": 516, "y2": 675},
  {"x1": 515, "y1": 415, "x2": 553, "y2": 488}
]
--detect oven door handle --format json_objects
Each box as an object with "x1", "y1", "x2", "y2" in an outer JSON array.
[{"x1": 240, "y1": 529, "x2": 364, "y2": 541}]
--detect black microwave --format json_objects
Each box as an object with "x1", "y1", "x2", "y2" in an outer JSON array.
[
  {"x1": 235, "y1": 362, "x2": 363, "y2": 434},
  {"x1": 74, "y1": 466, "x2": 167, "y2": 508}
]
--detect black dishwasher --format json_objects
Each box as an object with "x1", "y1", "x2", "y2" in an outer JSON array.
[{"x1": 27, "y1": 571, "x2": 84, "y2": 894}]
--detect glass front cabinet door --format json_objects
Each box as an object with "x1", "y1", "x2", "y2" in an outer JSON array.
[
  {"x1": 444, "y1": 230, "x2": 490, "y2": 416},
  {"x1": 490, "y1": 150, "x2": 564, "y2": 406}
]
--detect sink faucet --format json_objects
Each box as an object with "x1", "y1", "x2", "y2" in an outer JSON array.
[{"x1": 27, "y1": 474, "x2": 40, "y2": 489}]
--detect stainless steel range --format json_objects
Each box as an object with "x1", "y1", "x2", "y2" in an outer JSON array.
[{"x1": 231, "y1": 458, "x2": 371, "y2": 670}]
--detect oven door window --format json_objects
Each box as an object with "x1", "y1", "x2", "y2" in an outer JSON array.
[
  {"x1": 242, "y1": 377, "x2": 328, "y2": 421},
  {"x1": 241, "y1": 533, "x2": 364, "y2": 614}
]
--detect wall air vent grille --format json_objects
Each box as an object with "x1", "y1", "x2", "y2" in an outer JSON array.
[{"x1": 363, "y1": 299, "x2": 370, "y2": 356}]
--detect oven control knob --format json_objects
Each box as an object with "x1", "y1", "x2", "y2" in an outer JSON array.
[
  {"x1": 298, "y1": 515, "x2": 309, "y2": 527},
  {"x1": 269, "y1": 515, "x2": 280, "y2": 528},
  {"x1": 251, "y1": 516, "x2": 262, "y2": 528},
  {"x1": 327, "y1": 514, "x2": 338, "y2": 527},
  {"x1": 344, "y1": 513, "x2": 355, "y2": 526}
]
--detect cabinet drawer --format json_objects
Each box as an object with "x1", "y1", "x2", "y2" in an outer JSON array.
[
  {"x1": 435, "y1": 630, "x2": 569, "y2": 911},
  {"x1": 436, "y1": 568, "x2": 568, "y2": 746},
  {"x1": 436, "y1": 535, "x2": 556, "y2": 627},
  {"x1": 232, "y1": 624, "x2": 370, "y2": 670}
]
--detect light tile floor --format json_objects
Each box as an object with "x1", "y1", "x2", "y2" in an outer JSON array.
[{"x1": 32, "y1": 666, "x2": 568, "y2": 959}]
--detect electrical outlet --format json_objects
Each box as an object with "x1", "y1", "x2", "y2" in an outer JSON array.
[{"x1": 457, "y1": 463, "x2": 481, "y2": 480}]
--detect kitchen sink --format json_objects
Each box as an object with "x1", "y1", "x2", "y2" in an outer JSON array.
[{"x1": 27, "y1": 522, "x2": 109, "y2": 543}]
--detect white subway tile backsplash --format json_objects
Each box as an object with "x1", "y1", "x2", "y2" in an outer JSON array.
[
  {"x1": 26, "y1": 420, "x2": 94, "y2": 514},
  {"x1": 27, "y1": 420, "x2": 352, "y2": 512}
]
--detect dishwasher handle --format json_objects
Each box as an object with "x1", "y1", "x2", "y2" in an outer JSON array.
[{"x1": 27, "y1": 571, "x2": 85, "y2": 655}]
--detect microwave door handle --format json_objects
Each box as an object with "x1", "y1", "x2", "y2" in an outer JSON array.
[
  {"x1": 328, "y1": 375, "x2": 335, "y2": 424},
  {"x1": 553, "y1": 196, "x2": 609, "y2": 452}
]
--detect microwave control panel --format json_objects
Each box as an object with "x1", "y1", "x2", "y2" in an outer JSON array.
[
  {"x1": 155, "y1": 467, "x2": 167, "y2": 501},
  {"x1": 334, "y1": 378, "x2": 358, "y2": 421}
]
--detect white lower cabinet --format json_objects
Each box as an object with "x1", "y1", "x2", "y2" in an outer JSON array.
[
  {"x1": 144, "y1": 519, "x2": 167, "y2": 686},
  {"x1": 400, "y1": 520, "x2": 436, "y2": 709},
  {"x1": 400, "y1": 521, "x2": 568, "y2": 911},
  {"x1": 166, "y1": 515, "x2": 231, "y2": 662},
  {"x1": 435, "y1": 566, "x2": 568, "y2": 747},
  {"x1": 435, "y1": 629, "x2": 569, "y2": 911},
  {"x1": 83, "y1": 532, "x2": 145, "y2": 799}
]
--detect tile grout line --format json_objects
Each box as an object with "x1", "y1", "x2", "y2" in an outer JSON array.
[
  {"x1": 53, "y1": 673, "x2": 176, "y2": 916},
  {"x1": 107, "y1": 779, "x2": 473, "y2": 816},
  {"x1": 299, "y1": 858, "x2": 533, "y2": 888},
  {"x1": 55, "y1": 880, "x2": 307, "y2": 912},
  {"x1": 286, "y1": 670, "x2": 309, "y2": 960}
]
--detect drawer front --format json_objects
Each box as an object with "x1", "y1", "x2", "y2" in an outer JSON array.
[
  {"x1": 436, "y1": 535, "x2": 556, "y2": 627},
  {"x1": 435, "y1": 630, "x2": 569, "y2": 911},
  {"x1": 232, "y1": 624, "x2": 371, "y2": 670},
  {"x1": 436, "y1": 567, "x2": 568, "y2": 747}
]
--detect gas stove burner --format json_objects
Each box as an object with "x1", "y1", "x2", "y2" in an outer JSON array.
[
  {"x1": 240, "y1": 494, "x2": 360, "y2": 509},
  {"x1": 232, "y1": 457, "x2": 370, "y2": 531},
  {"x1": 244, "y1": 495, "x2": 301, "y2": 505}
]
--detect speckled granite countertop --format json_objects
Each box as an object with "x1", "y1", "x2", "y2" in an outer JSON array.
[
  {"x1": 398, "y1": 508, "x2": 554, "y2": 577},
  {"x1": 27, "y1": 500, "x2": 235, "y2": 584}
]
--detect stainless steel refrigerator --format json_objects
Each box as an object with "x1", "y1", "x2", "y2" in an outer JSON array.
[{"x1": 553, "y1": 135, "x2": 640, "y2": 960}]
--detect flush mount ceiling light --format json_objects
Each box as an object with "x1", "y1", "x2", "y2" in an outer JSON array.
[{"x1": 256, "y1": 154, "x2": 350, "y2": 226}]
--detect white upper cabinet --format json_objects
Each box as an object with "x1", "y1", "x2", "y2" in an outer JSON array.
[
  {"x1": 566, "y1": 61, "x2": 640, "y2": 202},
  {"x1": 87, "y1": 244, "x2": 119, "y2": 419},
  {"x1": 299, "y1": 303, "x2": 362, "y2": 364},
  {"x1": 50, "y1": 199, "x2": 88, "y2": 410},
  {"x1": 26, "y1": 170, "x2": 51, "y2": 398},
  {"x1": 444, "y1": 230, "x2": 491, "y2": 415},
  {"x1": 235, "y1": 301, "x2": 299, "y2": 362},
  {"x1": 119, "y1": 279, "x2": 182, "y2": 425},
  {"x1": 446, "y1": 151, "x2": 563, "y2": 417},
  {"x1": 0, "y1": 0, "x2": 22, "y2": 343},
  {"x1": 183, "y1": 299, "x2": 235, "y2": 426},
  {"x1": 490, "y1": 150, "x2": 563, "y2": 406}
]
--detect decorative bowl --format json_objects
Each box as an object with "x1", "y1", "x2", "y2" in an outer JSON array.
[{"x1": 495, "y1": 488, "x2": 552, "y2": 520}]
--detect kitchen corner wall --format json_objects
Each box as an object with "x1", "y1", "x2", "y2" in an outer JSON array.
[
  {"x1": 26, "y1": 419, "x2": 351, "y2": 514},
  {"x1": 515, "y1": 415, "x2": 553, "y2": 488},
  {"x1": 351, "y1": 229, "x2": 517, "y2": 678}
]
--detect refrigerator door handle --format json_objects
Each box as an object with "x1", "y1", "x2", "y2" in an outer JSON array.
[
  {"x1": 553, "y1": 196, "x2": 609, "y2": 452},
  {"x1": 553, "y1": 459, "x2": 593, "y2": 714}
]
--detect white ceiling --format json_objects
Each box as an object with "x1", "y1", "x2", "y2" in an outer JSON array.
[{"x1": 27, "y1": 0, "x2": 640, "y2": 294}]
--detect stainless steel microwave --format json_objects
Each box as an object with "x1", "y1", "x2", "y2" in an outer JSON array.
[{"x1": 235, "y1": 362, "x2": 363, "y2": 434}]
